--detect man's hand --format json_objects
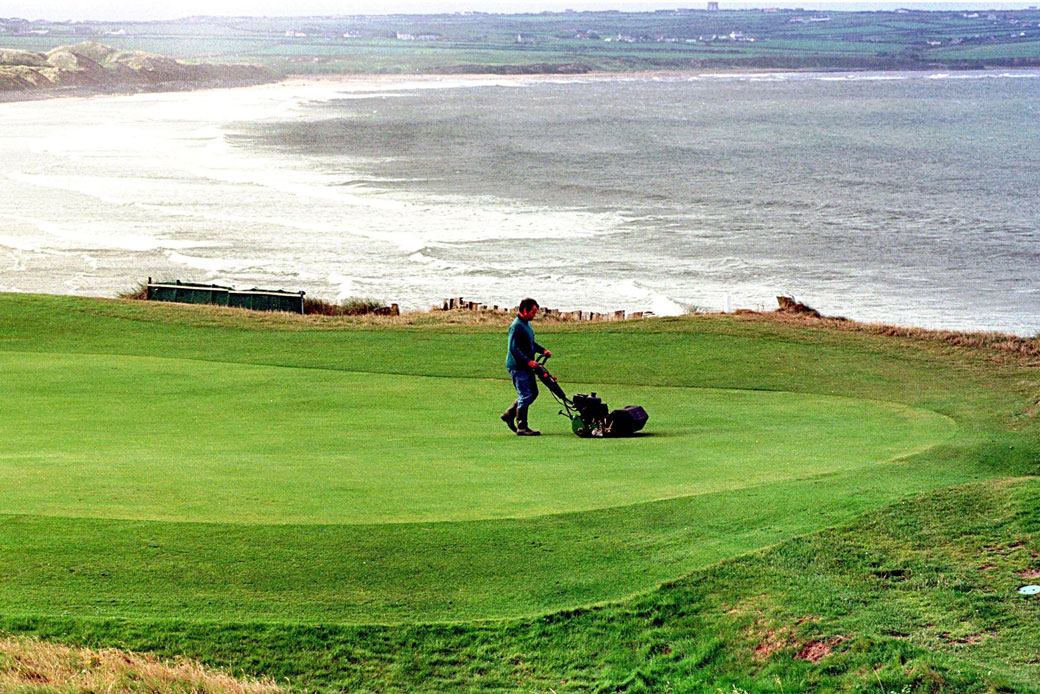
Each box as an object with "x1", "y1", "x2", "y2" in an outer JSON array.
[
  {"x1": 528, "y1": 360, "x2": 539, "y2": 369},
  {"x1": 543, "y1": 350, "x2": 552, "y2": 358}
]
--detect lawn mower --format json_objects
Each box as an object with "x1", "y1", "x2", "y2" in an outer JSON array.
[{"x1": 532, "y1": 354, "x2": 648, "y2": 438}]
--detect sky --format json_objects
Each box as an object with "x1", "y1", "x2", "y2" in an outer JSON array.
[{"x1": 6, "y1": 0, "x2": 1036, "y2": 20}]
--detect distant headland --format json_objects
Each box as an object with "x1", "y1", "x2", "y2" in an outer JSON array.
[{"x1": 0, "y1": 41, "x2": 277, "y2": 100}]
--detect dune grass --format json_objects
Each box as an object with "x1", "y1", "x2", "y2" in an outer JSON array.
[
  {"x1": 0, "y1": 635, "x2": 281, "y2": 693},
  {"x1": 0, "y1": 292, "x2": 1037, "y2": 691}
]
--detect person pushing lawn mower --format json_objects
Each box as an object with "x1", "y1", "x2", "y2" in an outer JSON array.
[
  {"x1": 502, "y1": 297, "x2": 550, "y2": 436},
  {"x1": 501, "y1": 298, "x2": 649, "y2": 438}
]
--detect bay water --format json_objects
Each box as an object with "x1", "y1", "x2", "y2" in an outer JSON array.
[{"x1": 0, "y1": 71, "x2": 1036, "y2": 334}]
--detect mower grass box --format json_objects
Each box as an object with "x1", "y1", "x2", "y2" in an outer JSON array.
[{"x1": 534, "y1": 355, "x2": 649, "y2": 437}]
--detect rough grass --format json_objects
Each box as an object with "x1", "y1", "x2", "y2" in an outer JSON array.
[{"x1": 0, "y1": 635, "x2": 280, "y2": 693}]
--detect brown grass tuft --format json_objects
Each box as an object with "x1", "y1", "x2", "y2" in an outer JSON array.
[
  {"x1": 775, "y1": 295, "x2": 826, "y2": 319},
  {"x1": 794, "y1": 636, "x2": 847, "y2": 663},
  {"x1": 116, "y1": 282, "x2": 148, "y2": 301},
  {"x1": 940, "y1": 632, "x2": 994, "y2": 646},
  {"x1": 0, "y1": 635, "x2": 282, "y2": 693},
  {"x1": 752, "y1": 628, "x2": 793, "y2": 662}
]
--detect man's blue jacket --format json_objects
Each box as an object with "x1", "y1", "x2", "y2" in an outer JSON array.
[{"x1": 505, "y1": 315, "x2": 544, "y2": 371}]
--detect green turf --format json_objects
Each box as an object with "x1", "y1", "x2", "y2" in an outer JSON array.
[
  {"x1": 0, "y1": 351, "x2": 953, "y2": 525},
  {"x1": 0, "y1": 293, "x2": 1037, "y2": 691}
]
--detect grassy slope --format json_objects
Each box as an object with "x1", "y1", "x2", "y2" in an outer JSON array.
[
  {"x1": 0, "y1": 293, "x2": 1038, "y2": 691},
  {"x1": 13, "y1": 479, "x2": 1040, "y2": 693}
]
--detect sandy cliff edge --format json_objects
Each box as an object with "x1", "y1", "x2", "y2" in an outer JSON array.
[{"x1": 0, "y1": 41, "x2": 278, "y2": 100}]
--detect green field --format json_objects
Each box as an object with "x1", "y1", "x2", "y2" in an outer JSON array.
[
  {"x1": 0, "y1": 292, "x2": 1038, "y2": 691},
  {"x1": 3, "y1": 8, "x2": 1039, "y2": 73}
]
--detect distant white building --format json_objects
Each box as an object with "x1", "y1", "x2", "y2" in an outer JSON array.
[{"x1": 396, "y1": 32, "x2": 441, "y2": 41}]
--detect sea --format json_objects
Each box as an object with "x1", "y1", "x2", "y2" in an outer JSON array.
[{"x1": 0, "y1": 70, "x2": 1037, "y2": 335}]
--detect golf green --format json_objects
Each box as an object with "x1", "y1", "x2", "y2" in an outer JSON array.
[{"x1": 0, "y1": 350, "x2": 954, "y2": 525}]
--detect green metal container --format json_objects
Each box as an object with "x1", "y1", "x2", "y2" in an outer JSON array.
[{"x1": 146, "y1": 280, "x2": 305, "y2": 314}]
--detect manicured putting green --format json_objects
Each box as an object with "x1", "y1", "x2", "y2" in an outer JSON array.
[{"x1": 0, "y1": 351, "x2": 955, "y2": 525}]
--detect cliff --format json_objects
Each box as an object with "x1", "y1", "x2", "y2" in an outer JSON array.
[{"x1": 0, "y1": 42, "x2": 277, "y2": 98}]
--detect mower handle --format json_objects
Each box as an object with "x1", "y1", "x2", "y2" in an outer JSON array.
[{"x1": 536, "y1": 353, "x2": 551, "y2": 365}]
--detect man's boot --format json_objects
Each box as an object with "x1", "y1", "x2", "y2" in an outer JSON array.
[
  {"x1": 516, "y1": 406, "x2": 540, "y2": 436},
  {"x1": 500, "y1": 400, "x2": 518, "y2": 432}
]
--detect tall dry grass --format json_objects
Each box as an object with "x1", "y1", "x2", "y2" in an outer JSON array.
[
  {"x1": 303, "y1": 296, "x2": 389, "y2": 316},
  {"x1": 0, "y1": 635, "x2": 281, "y2": 694},
  {"x1": 734, "y1": 309, "x2": 1040, "y2": 364}
]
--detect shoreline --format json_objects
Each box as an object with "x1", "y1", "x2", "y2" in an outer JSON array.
[
  {"x1": 0, "y1": 76, "x2": 279, "y2": 104},
  {"x1": 280, "y1": 64, "x2": 1037, "y2": 84},
  {"x1": 3, "y1": 64, "x2": 1037, "y2": 104}
]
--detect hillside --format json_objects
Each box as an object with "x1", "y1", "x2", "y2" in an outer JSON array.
[{"x1": 0, "y1": 41, "x2": 277, "y2": 98}]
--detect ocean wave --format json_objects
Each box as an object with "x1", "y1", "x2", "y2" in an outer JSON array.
[
  {"x1": 0, "y1": 211, "x2": 182, "y2": 253},
  {"x1": 8, "y1": 172, "x2": 133, "y2": 207},
  {"x1": 165, "y1": 250, "x2": 281, "y2": 276},
  {"x1": 611, "y1": 279, "x2": 688, "y2": 316}
]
